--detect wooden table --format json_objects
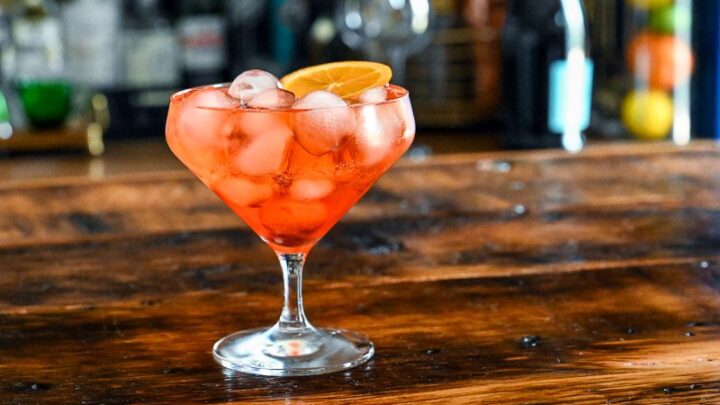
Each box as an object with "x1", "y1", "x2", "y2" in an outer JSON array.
[{"x1": 1, "y1": 141, "x2": 719, "y2": 404}]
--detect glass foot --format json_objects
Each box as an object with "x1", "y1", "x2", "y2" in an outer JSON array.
[{"x1": 213, "y1": 325, "x2": 374, "y2": 376}]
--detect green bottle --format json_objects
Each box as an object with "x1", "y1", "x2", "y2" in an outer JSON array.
[
  {"x1": 16, "y1": 80, "x2": 71, "y2": 129},
  {"x1": 12, "y1": 0, "x2": 72, "y2": 129}
]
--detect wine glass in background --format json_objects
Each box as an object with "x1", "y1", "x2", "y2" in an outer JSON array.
[{"x1": 335, "y1": 0, "x2": 433, "y2": 85}]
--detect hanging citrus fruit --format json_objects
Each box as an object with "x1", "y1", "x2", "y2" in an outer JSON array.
[
  {"x1": 627, "y1": 32, "x2": 694, "y2": 90},
  {"x1": 621, "y1": 89, "x2": 673, "y2": 140}
]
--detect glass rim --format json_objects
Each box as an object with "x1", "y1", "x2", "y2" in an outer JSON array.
[{"x1": 170, "y1": 83, "x2": 411, "y2": 112}]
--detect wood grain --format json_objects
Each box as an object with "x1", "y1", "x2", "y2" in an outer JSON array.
[{"x1": 1, "y1": 141, "x2": 719, "y2": 404}]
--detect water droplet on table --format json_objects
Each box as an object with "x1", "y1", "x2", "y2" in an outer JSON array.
[
  {"x1": 476, "y1": 160, "x2": 512, "y2": 173},
  {"x1": 513, "y1": 204, "x2": 527, "y2": 216},
  {"x1": 493, "y1": 161, "x2": 512, "y2": 172},
  {"x1": 519, "y1": 335, "x2": 541, "y2": 348}
]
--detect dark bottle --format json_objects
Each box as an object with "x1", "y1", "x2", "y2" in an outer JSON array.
[
  {"x1": 501, "y1": 0, "x2": 593, "y2": 150},
  {"x1": 176, "y1": 0, "x2": 227, "y2": 87},
  {"x1": 225, "y1": 0, "x2": 267, "y2": 74},
  {"x1": 122, "y1": 0, "x2": 180, "y2": 89}
]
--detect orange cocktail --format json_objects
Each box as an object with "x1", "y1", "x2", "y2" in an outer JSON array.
[
  {"x1": 167, "y1": 84, "x2": 413, "y2": 253},
  {"x1": 166, "y1": 62, "x2": 415, "y2": 376}
]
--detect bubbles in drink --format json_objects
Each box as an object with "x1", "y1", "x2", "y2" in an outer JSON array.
[
  {"x1": 229, "y1": 113, "x2": 293, "y2": 176},
  {"x1": 292, "y1": 91, "x2": 354, "y2": 155},
  {"x1": 333, "y1": 147, "x2": 361, "y2": 184},
  {"x1": 229, "y1": 69, "x2": 282, "y2": 103},
  {"x1": 212, "y1": 176, "x2": 274, "y2": 207},
  {"x1": 358, "y1": 86, "x2": 388, "y2": 104},
  {"x1": 247, "y1": 88, "x2": 296, "y2": 109}
]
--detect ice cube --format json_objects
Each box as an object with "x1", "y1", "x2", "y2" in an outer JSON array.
[
  {"x1": 228, "y1": 114, "x2": 294, "y2": 176},
  {"x1": 247, "y1": 88, "x2": 296, "y2": 109},
  {"x1": 229, "y1": 70, "x2": 282, "y2": 103},
  {"x1": 293, "y1": 90, "x2": 347, "y2": 109},
  {"x1": 171, "y1": 87, "x2": 237, "y2": 177},
  {"x1": 179, "y1": 88, "x2": 238, "y2": 146},
  {"x1": 286, "y1": 141, "x2": 335, "y2": 178},
  {"x1": 212, "y1": 176, "x2": 274, "y2": 207},
  {"x1": 358, "y1": 86, "x2": 388, "y2": 104},
  {"x1": 190, "y1": 86, "x2": 238, "y2": 109},
  {"x1": 333, "y1": 147, "x2": 361, "y2": 184},
  {"x1": 353, "y1": 104, "x2": 404, "y2": 166},
  {"x1": 233, "y1": 110, "x2": 293, "y2": 142},
  {"x1": 292, "y1": 91, "x2": 354, "y2": 155},
  {"x1": 290, "y1": 178, "x2": 335, "y2": 200}
]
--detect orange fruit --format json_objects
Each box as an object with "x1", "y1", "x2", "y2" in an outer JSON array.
[
  {"x1": 626, "y1": 32, "x2": 694, "y2": 90},
  {"x1": 280, "y1": 61, "x2": 392, "y2": 99}
]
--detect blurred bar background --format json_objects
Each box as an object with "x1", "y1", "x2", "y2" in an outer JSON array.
[{"x1": 0, "y1": 0, "x2": 717, "y2": 160}]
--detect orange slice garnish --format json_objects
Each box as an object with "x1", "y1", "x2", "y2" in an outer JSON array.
[{"x1": 280, "y1": 61, "x2": 392, "y2": 99}]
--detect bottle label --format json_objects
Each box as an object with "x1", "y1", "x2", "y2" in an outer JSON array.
[
  {"x1": 62, "y1": 0, "x2": 121, "y2": 87},
  {"x1": 125, "y1": 29, "x2": 180, "y2": 88},
  {"x1": 548, "y1": 59, "x2": 594, "y2": 134},
  {"x1": 178, "y1": 16, "x2": 226, "y2": 73},
  {"x1": 13, "y1": 19, "x2": 65, "y2": 78}
]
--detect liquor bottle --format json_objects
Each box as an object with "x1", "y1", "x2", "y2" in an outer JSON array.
[
  {"x1": 269, "y1": 0, "x2": 303, "y2": 74},
  {"x1": 500, "y1": 0, "x2": 593, "y2": 150},
  {"x1": 693, "y1": 0, "x2": 720, "y2": 140},
  {"x1": 177, "y1": 0, "x2": 227, "y2": 86},
  {"x1": 405, "y1": 0, "x2": 466, "y2": 128},
  {"x1": 226, "y1": 0, "x2": 266, "y2": 74},
  {"x1": 12, "y1": 0, "x2": 72, "y2": 128},
  {"x1": 0, "y1": 1, "x2": 19, "y2": 132},
  {"x1": 13, "y1": 0, "x2": 63, "y2": 79},
  {"x1": 122, "y1": 0, "x2": 180, "y2": 88},
  {"x1": 0, "y1": 0, "x2": 12, "y2": 80},
  {"x1": 61, "y1": 0, "x2": 121, "y2": 88}
]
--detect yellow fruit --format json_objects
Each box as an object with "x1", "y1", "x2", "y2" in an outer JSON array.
[
  {"x1": 626, "y1": 0, "x2": 673, "y2": 10},
  {"x1": 280, "y1": 61, "x2": 392, "y2": 99},
  {"x1": 621, "y1": 90, "x2": 673, "y2": 140}
]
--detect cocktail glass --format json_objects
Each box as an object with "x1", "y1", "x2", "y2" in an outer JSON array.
[{"x1": 166, "y1": 83, "x2": 415, "y2": 376}]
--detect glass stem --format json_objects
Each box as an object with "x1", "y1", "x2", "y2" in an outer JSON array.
[{"x1": 277, "y1": 253, "x2": 311, "y2": 332}]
